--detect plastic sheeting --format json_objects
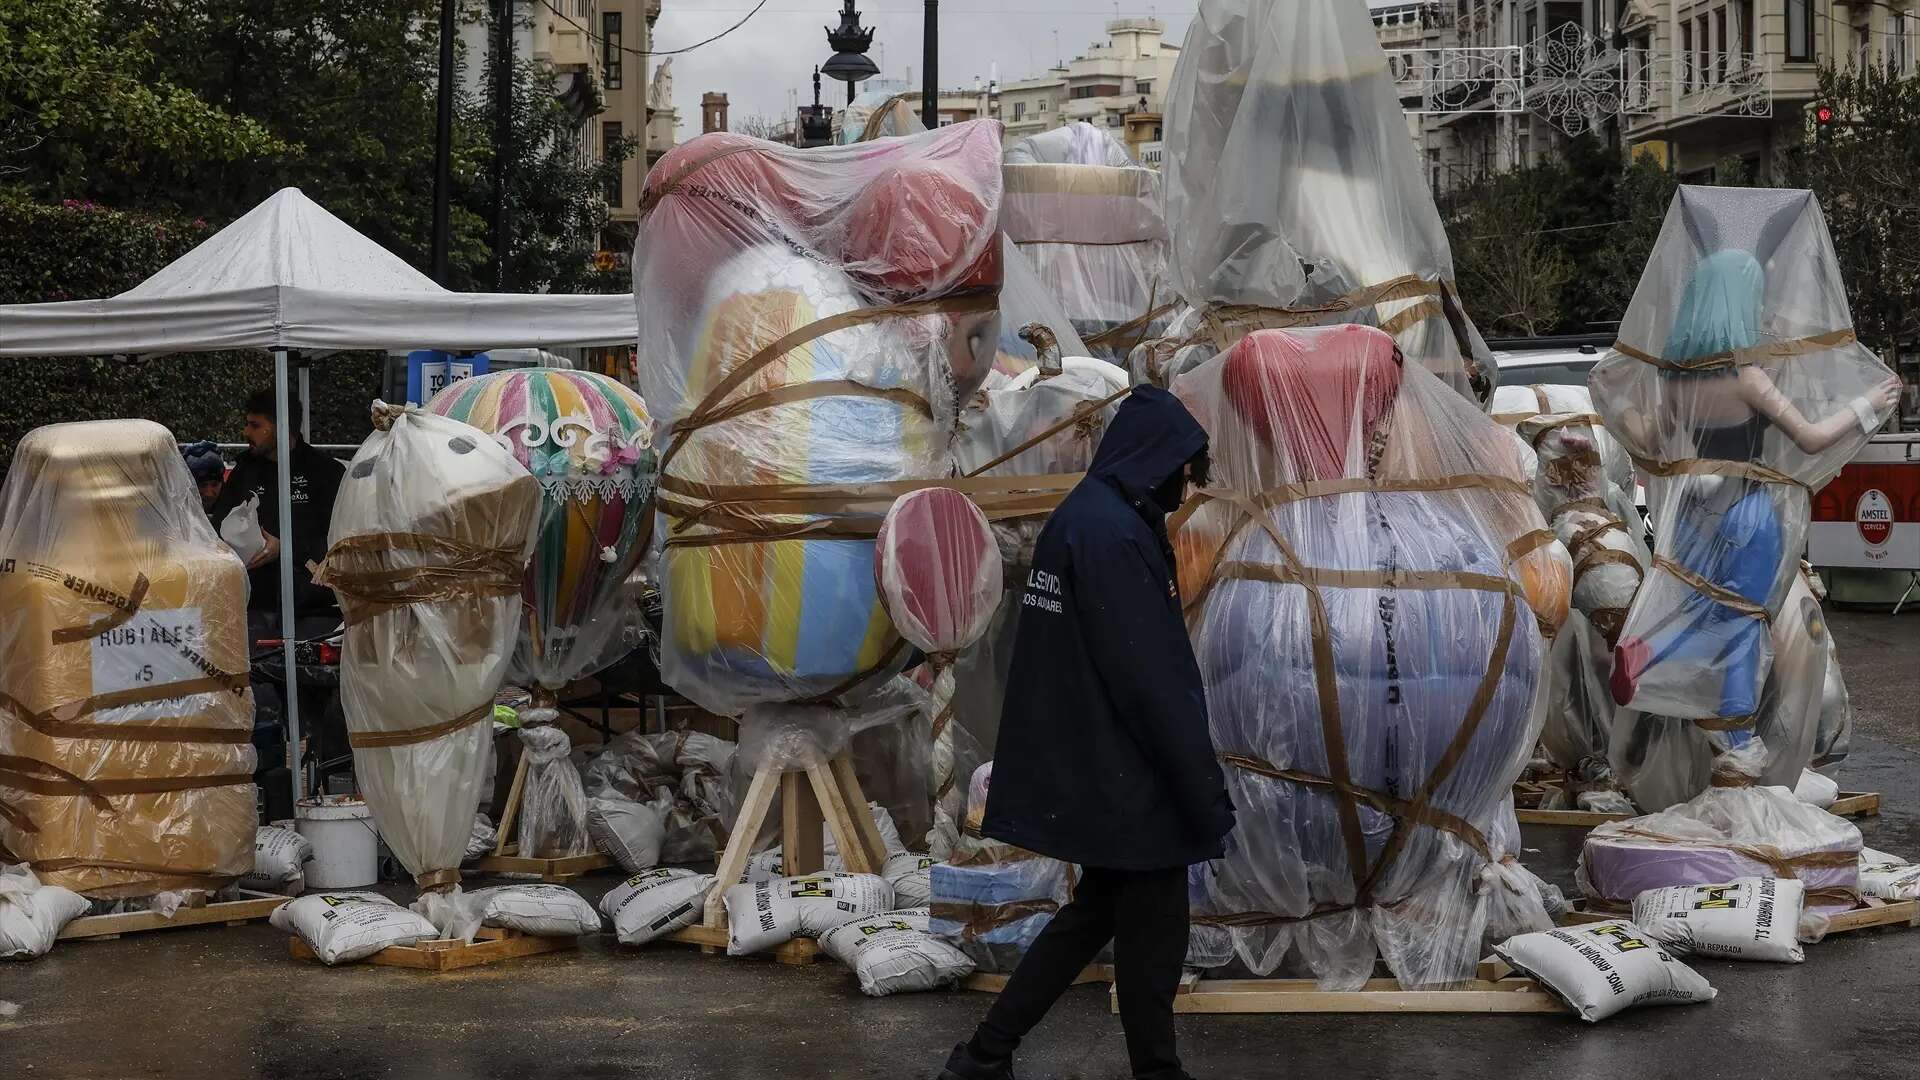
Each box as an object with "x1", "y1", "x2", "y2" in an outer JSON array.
[
  {"x1": 1591, "y1": 188, "x2": 1895, "y2": 727},
  {"x1": 516, "y1": 724, "x2": 592, "y2": 859},
  {"x1": 1001, "y1": 123, "x2": 1170, "y2": 362},
  {"x1": 1169, "y1": 325, "x2": 1565, "y2": 988},
  {"x1": 0, "y1": 420, "x2": 256, "y2": 898},
  {"x1": 424, "y1": 370, "x2": 657, "y2": 694},
  {"x1": 634, "y1": 122, "x2": 1004, "y2": 714},
  {"x1": 312, "y1": 405, "x2": 538, "y2": 888},
  {"x1": 583, "y1": 729, "x2": 736, "y2": 865},
  {"x1": 1152, "y1": 0, "x2": 1493, "y2": 402}
]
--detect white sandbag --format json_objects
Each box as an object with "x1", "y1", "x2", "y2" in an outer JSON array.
[
  {"x1": 1629, "y1": 877, "x2": 1807, "y2": 962},
  {"x1": 742, "y1": 848, "x2": 786, "y2": 885},
  {"x1": 600, "y1": 868, "x2": 714, "y2": 945},
  {"x1": 242, "y1": 826, "x2": 314, "y2": 893},
  {"x1": 1793, "y1": 769, "x2": 1840, "y2": 809},
  {"x1": 271, "y1": 891, "x2": 440, "y2": 965},
  {"x1": 467, "y1": 884, "x2": 602, "y2": 937},
  {"x1": 723, "y1": 873, "x2": 895, "y2": 955},
  {"x1": 1494, "y1": 920, "x2": 1717, "y2": 1023},
  {"x1": 0, "y1": 864, "x2": 89, "y2": 960},
  {"x1": 219, "y1": 493, "x2": 266, "y2": 564},
  {"x1": 819, "y1": 912, "x2": 976, "y2": 996},
  {"x1": 587, "y1": 796, "x2": 666, "y2": 874},
  {"x1": 883, "y1": 852, "x2": 935, "y2": 908},
  {"x1": 1860, "y1": 849, "x2": 1920, "y2": 901},
  {"x1": 464, "y1": 813, "x2": 498, "y2": 861}
]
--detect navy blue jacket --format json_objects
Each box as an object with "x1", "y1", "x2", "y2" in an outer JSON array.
[{"x1": 982, "y1": 386, "x2": 1234, "y2": 871}]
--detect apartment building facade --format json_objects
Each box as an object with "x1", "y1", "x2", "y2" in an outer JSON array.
[{"x1": 998, "y1": 18, "x2": 1179, "y2": 161}]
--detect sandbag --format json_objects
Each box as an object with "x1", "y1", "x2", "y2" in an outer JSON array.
[
  {"x1": 723, "y1": 873, "x2": 894, "y2": 955},
  {"x1": 242, "y1": 826, "x2": 314, "y2": 894},
  {"x1": 1860, "y1": 849, "x2": 1920, "y2": 901},
  {"x1": 1629, "y1": 876, "x2": 1807, "y2": 962},
  {"x1": 884, "y1": 853, "x2": 935, "y2": 909},
  {"x1": 601, "y1": 868, "x2": 715, "y2": 946},
  {"x1": 1494, "y1": 920, "x2": 1717, "y2": 1022},
  {"x1": 271, "y1": 892, "x2": 440, "y2": 965},
  {"x1": 0, "y1": 864, "x2": 89, "y2": 960},
  {"x1": 587, "y1": 796, "x2": 666, "y2": 874},
  {"x1": 819, "y1": 911, "x2": 976, "y2": 996},
  {"x1": 467, "y1": 884, "x2": 602, "y2": 937}
]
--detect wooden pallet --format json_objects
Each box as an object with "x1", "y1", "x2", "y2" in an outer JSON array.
[
  {"x1": 1100, "y1": 958, "x2": 1563, "y2": 1015},
  {"x1": 1561, "y1": 896, "x2": 1919, "y2": 934},
  {"x1": 962, "y1": 964, "x2": 1115, "y2": 994},
  {"x1": 659, "y1": 922, "x2": 821, "y2": 967},
  {"x1": 57, "y1": 890, "x2": 290, "y2": 942},
  {"x1": 465, "y1": 845, "x2": 614, "y2": 882},
  {"x1": 1516, "y1": 789, "x2": 1881, "y2": 827},
  {"x1": 288, "y1": 926, "x2": 578, "y2": 971}
]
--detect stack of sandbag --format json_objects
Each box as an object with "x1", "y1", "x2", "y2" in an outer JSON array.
[
  {"x1": 722, "y1": 872, "x2": 894, "y2": 955},
  {"x1": 1590, "y1": 187, "x2": 1895, "y2": 798},
  {"x1": 1001, "y1": 122, "x2": 1170, "y2": 361},
  {"x1": 1495, "y1": 920, "x2": 1716, "y2": 1022},
  {"x1": 1859, "y1": 849, "x2": 1920, "y2": 901},
  {"x1": 241, "y1": 826, "x2": 314, "y2": 896},
  {"x1": 1136, "y1": 0, "x2": 1495, "y2": 402},
  {"x1": 1630, "y1": 876, "x2": 1811, "y2": 962},
  {"x1": 584, "y1": 729, "x2": 736, "y2": 866},
  {"x1": 1577, "y1": 785, "x2": 1863, "y2": 917},
  {"x1": 820, "y1": 907, "x2": 975, "y2": 996},
  {"x1": 0, "y1": 863, "x2": 89, "y2": 960},
  {"x1": 601, "y1": 868, "x2": 716, "y2": 945},
  {"x1": 1171, "y1": 325, "x2": 1569, "y2": 989}
]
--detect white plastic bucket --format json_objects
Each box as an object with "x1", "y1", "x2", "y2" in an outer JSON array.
[{"x1": 294, "y1": 796, "x2": 379, "y2": 888}]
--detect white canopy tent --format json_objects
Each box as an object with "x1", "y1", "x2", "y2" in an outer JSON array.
[{"x1": 0, "y1": 187, "x2": 640, "y2": 805}]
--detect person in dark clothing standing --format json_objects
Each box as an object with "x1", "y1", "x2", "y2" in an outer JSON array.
[
  {"x1": 940, "y1": 386, "x2": 1234, "y2": 1080},
  {"x1": 207, "y1": 388, "x2": 345, "y2": 614}
]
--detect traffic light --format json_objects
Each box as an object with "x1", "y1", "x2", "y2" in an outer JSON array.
[{"x1": 1813, "y1": 102, "x2": 1836, "y2": 144}]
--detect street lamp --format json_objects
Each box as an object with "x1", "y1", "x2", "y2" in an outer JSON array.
[{"x1": 823, "y1": 0, "x2": 879, "y2": 106}]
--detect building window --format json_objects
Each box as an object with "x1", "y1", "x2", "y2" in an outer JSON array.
[
  {"x1": 1038, "y1": 98, "x2": 1049, "y2": 112},
  {"x1": 1738, "y1": 0, "x2": 1754, "y2": 57},
  {"x1": 1787, "y1": 0, "x2": 1813, "y2": 61},
  {"x1": 602, "y1": 11, "x2": 622, "y2": 89},
  {"x1": 1682, "y1": 21, "x2": 1694, "y2": 90},
  {"x1": 1525, "y1": 7, "x2": 1537, "y2": 46},
  {"x1": 1696, "y1": 16, "x2": 1710, "y2": 83},
  {"x1": 1135, "y1": 79, "x2": 1152, "y2": 95},
  {"x1": 1013, "y1": 101, "x2": 1026, "y2": 120},
  {"x1": 603, "y1": 121, "x2": 622, "y2": 207},
  {"x1": 1070, "y1": 84, "x2": 1122, "y2": 100},
  {"x1": 1715, "y1": 7, "x2": 1728, "y2": 79},
  {"x1": 1891, "y1": 13, "x2": 1913, "y2": 71}
]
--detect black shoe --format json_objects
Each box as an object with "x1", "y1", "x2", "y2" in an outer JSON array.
[{"x1": 937, "y1": 1042, "x2": 1017, "y2": 1080}]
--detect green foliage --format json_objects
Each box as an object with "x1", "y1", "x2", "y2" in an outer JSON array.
[
  {"x1": 1449, "y1": 172, "x2": 1572, "y2": 337},
  {"x1": 1788, "y1": 61, "x2": 1920, "y2": 351},
  {"x1": 0, "y1": 193, "x2": 382, "y2": 484}
]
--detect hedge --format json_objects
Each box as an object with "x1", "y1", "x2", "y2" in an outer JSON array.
[{"x1": 0, "y1": 193, "x2": 384, "y2": 483}]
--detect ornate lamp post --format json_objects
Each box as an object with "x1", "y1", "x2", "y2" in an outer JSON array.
[{"x1": 822, "y1": 0, "x2": 879, "y2": 106}]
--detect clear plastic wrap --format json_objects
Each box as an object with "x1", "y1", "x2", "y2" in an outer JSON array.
[
  {"x1": 1811, "y1": 627, "x2": 1853, "y2": 778},
  {"x1": 1001, "y1": 123, "x2": 1170, "y2": 362},
  {"x1": 515, "y1": 724, "x2": 592, "y2": 859},
  {"x1": 1152, "y1": 0, "x2": 1493, "y2": 402},
  {"x1": 0, "y1": 420, "x2": 256, "y2": 898},
  {"x1": 1590, "y1": 187, "x2": 1897, "y2": 734},
  {"x1": 423, "y1": 370, "x2": 657, "y2": 694},
  {"x1": 0, "y1": 862, "x2": 89, "y2": 958},
  {"x1": 634, "y1": 122, "x2": 1005, "y2": 714},
  {"x1": 313, "y1": 404, "x2": 539, "y2": 889},
  {"x1": 1576, "y1": 785, "x2": 1863, "y2": 915},
  {"x1": 1168, "y1": 324, "x2": 1566, "y2": 988}
]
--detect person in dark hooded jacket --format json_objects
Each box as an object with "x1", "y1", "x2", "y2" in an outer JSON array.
[{"x1": 940, "y1": 385, "x2": 1233, "y2": 1080}]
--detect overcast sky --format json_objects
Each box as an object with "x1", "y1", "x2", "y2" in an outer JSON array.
[{"x1": 650, "y1": 1, "x2": 1201, "y2": 133}]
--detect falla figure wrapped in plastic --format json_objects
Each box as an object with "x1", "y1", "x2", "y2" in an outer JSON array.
[
  {"x1": 1589, "y1": 187, "x2": 1897, "y2": 789},
  {"x1": 1135, "y1": 0, "x2": 1494, "y2": 402},
  {"x1": 633, "y1": 121, "x2": 1003, "y2": 716},
  {"x1": 1170, "y1": 324, "x2": 1567, "y2": 989}
]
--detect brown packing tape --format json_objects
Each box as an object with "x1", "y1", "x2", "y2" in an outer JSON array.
[
  {"x1": 0, "y1": 677, "x2": 253, "y2": 745},
  {"x1": 313, "y1": 533, "x2": 526, "y2": 628},
  {"x1": 931, "y1": 898, "x2": 1062, "y2": 939},
  {"x1": 1521, "y1": 412, "x2": 1608, "y2": 447},
  {"x1": 347, "y1": 700, "x2": 494, "y2": 750},
  {"x1": 1608, "y1": 825, "x2": 1860, "y2": 881},
  {"x1": 49, "y1": 572, "x2": 151, "y2": 646},
  {"x1": 660, "y1": 475, "x2": 1088, "y2": 549},
  {"x1": 1632, "y1": 455, "x2": 1810, "y2": 492},
  {"x1": 1692, "y1": 714, "x2": 1759, "y2": 732},
  {"x1": 1651, "y1": 555, "x2": 1770, "y2": 621},
  {"x1": 1191, "y1": 903, "x2": 1359, "y2": 928},
  {"x1": 416, "y1": 868, "x2": 462, "y2": 890},
  {"x1": 964, "y1": 386, "x2": 1132, "y2": 478},
  {"x1": 1082, "y1": 302, "x2": 1179, "y2": 351},
  {"x1": 1611, "y1": 328, "x2": 1858, "y2": 372},
  {"x1": 0, "y1": 760, "x2": 251, "y2": 802},
  {"x1": 1220, "y1": 754, "x2": 1494, "y2": 863},
  {"x1": 1199, "y1": 275, "x2": 1443, "y2": 348}
]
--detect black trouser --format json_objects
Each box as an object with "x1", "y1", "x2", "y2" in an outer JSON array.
[{"x1": 967, "y1": 865, "x2": 1189, "y2": 1079}]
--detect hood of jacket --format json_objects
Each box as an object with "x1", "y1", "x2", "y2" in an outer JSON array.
[{"x1": 1088, "y1": 385, "x2": 1208, "y2": 519}]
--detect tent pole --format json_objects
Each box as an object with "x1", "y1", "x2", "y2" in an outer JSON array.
[
  {"x1": 298, "y1": 364, "x2": 311, "y2": 439},
  {"x1": 275, "y1": 350, "x2": 304, "y2": 807}
]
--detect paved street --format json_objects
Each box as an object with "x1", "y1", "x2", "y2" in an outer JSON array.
[{"x1": 4, "y1": 608, "x2": 1916, "y2": 1080}]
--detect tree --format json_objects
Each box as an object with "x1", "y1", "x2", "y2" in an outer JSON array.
[
  {"x1": 0, "y1": 0, "x2": 284, "y2": 191},
  {"x1": 1790, "y1": 60, "x2": 1920, "y2": 352},
  {"x1": 1449, "y1": 172, "x2": 1573, "y2": 336}
]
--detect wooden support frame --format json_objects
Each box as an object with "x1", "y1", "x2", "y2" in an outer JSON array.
[
  {"x1": 1101, "y1": 958, "x2": 1564, "y2": 1015},
  {"x1": 666, "y1": 750, "x2": 886, "y2": 966},
  {"x1": 289, "y1": 926, "x2": 577, "y2": 971},
  {"x1": 57, "y1": 889, "x2": 290, "y2": 942},
  {"x1": 962, "y1": 964, "x2": 1115, "y2": 994},
  {"x1": 1515, "y1": 787, "x2": 1881, "y2": 828},
  {"x1": 465, "y1": 746, "x2": 614, "y2": 881}
]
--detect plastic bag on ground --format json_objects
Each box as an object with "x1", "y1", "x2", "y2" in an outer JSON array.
[
  {"x1": 465, "y1": 884, "x2": 602, "y2": 937},
  {"x1": 411, "y1": 886, "x2": 486, "y2": 943},
  {"x1": 722, "y1": 873, "x2": 894, "y2": 955},
  {"x1": 273, "y1": 891, "x2": 440, "y2": 965},
  {"x1": 218, "y1": 493, "x2": 266, "y2": 564},
  {"x1": 1859, "y1": 849, "x2": 1920, "y2": 901},
  {"x1": 312, "y1": 404, "x2": 539, "y2": 889},
  {"x1": 1793, "y1": 768, "x2": 1839, "y2": 808},
  {"x1": 587, "y1": 796, "x2": 666, "y2": 873},
  {"x1": 586, "y1": 729, "x2": 737, "y2": 865},
  {"x1": 601, "y1": 868, "x2": 715, "y2": 945},
  {"x1": 1590, "y1": 187, "x2": 1895, "y2": 734},
  {"x1": 0, "y1": 420, "x2": 256, "y2": 898},
  {"x1": 1169, "y1": 324, "x2": 1565, "y2": 989},
  {"x1": 1494, "y1": 920, "x2": 1716, "y2": 1022},
  {"x1": 242, "y1": 826, "x2": 314, "y2": 894},
  {"x1": 819, "y1": 911, "x2": 977, "y2": 996},
  {"x1": 464, "y1": 813, "x2": 498, "y2": 861},
  {"x1": 1577, "y1": 786, "x2": 1862, "y2": 915},
  {"x1": 1629, "y1": 876, "x2": 1808, "y2": 961},
  {"x1": 0, "y1": 864, "x2": 89, "y2": 959},
  {"x1": 517, "y1": 725, "x2": 592, "y2": 859}
]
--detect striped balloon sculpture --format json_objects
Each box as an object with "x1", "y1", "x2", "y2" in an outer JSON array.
[{"x1": 425, "y1": 370, "x2": 657, "y2": 691}]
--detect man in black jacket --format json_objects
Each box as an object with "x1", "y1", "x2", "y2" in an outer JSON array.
[
  {"x1": 208, "y1": 388, "x2": 344, "y2": 615},
  {"x1": 940, "y1": 386, "x2": 1234, "y2": 1080}
]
